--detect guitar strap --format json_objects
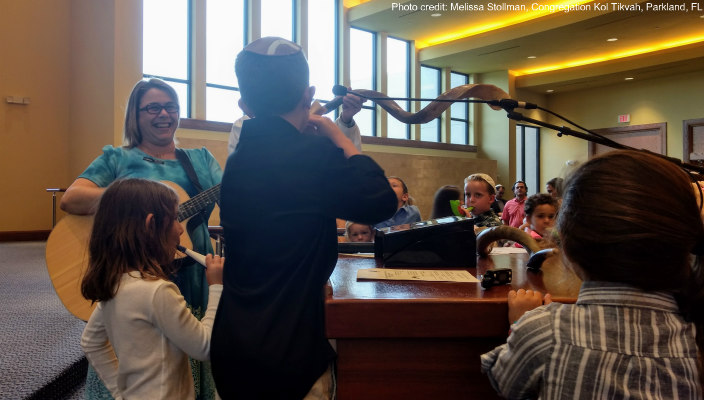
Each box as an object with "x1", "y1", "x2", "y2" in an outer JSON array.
[
  {"x1": 175, "y1": 148, "x2": 204, "y2": 192},
  {"x1": 175, "y1": 149, "x2": 208, "y2": 233}
]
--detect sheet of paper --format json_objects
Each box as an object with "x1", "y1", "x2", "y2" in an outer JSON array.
[
  {"x1": 489, "y1": 246, "x2": 530, "y2": 255},
  {"x1": 357, "y1": 268, "x2": 478, "y2": 283}
]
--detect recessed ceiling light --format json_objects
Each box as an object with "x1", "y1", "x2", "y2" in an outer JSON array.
[
  {"x1": 431, "y1": 13, "x2": 442, "y2": 17},
  {"x1": 625, "y1": 77, "x2": 634, "y2": 80},
  {"x1": 527, "y1": 56, "x2": 537, "y2": 59},
  {"x1": 607, "y1": 38, "x2": 618, "y2": 42},
  {"x1": 546, "y1": 89, "x2": 554, "y2": 93}
]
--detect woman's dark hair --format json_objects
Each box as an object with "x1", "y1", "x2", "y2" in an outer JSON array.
[
  {"x1": 431, "y1": 185, "x2": 461, "y2": 219},
  {"x1": 546, "y1": 177, "x2": 564, "y2": 197},
  {"x1": 558, "y1": 150, "x2": 704, "y2": 355},
  {"x1": 524, "y1": 193, "x2": 558, "y2": 216},
  {"x1": 123, "y1": 78, "x2": 180, "y2": 148},
  {"x1": 81, "y1": 179, "x2": 179, "y2": 302}
]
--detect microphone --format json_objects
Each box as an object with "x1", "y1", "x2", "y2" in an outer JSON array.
[
  {"x1": 332, "y1": 85, "x2": 349, "y2": 97},
  {"x1": 489, "y1": 99, "x2": 538, "y2": 110},
  {"x1": 176, "y1": 245, "x2": 207, "y2": 268}
]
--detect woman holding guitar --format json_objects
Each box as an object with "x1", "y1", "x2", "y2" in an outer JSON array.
[{"x1": 60, "y1": 78, "x2": 222, "y2": 400}]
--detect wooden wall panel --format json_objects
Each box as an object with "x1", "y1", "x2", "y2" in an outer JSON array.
[
  {"x1": 176, "y1": 137, "x2": 498, "y2": 221},
  {"x1": 364, "y1": 151, "x2": 497, "y2": 220}
]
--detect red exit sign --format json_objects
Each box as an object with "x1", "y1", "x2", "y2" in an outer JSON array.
[{"x1": 618, "y1": 114, "x2": 630, "y2": 123}]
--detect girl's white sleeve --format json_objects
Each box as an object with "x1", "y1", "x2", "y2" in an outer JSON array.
[
  {"x1": 151, "y1": 282, "x2": 223, "y2": 361},
  {"x1": 80, "y1": 305, "x2": 122, "y2": 399}
]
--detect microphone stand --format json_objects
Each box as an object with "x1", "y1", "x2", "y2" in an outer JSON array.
[{"x1": 343, "y1": 87, "x2": 704, "y2": 177}]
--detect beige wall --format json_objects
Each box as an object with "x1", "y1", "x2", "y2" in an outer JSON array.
[
  {"x1": 0, "y1": 0, "x2": 141, "y2": 232},
  {"x1": 473, "y1": 71, "x2": 514, "y2": 189},
  {"x1": 0, "y1": 0, "x2": 72, "y2": 231},
  {"x1": 521, "y1": 70, "x2": 704, "y2": 191},
  {"x1": 176, "y1": 129, "x2": 495, "y2": 219},
  {"x1": 69, "y1": 0, "x2": 142, "y2": 178}
]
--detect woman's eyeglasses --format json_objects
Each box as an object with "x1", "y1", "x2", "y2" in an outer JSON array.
[{"x1": 139, "y1": 102, "x2": 180, "y2": 115}]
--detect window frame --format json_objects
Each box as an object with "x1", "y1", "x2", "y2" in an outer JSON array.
[
  {"x1": 349, "y1": 26, "x2": 378, "y2": 137},
  {"x1": 386, "y1": 35, "x2": 411, "y2": 140},
  {"x1": 516, "y1": 124, "x2": 541, "y2": 196},
  {"x1": 449, "y1": 71, "x2": 469, "y2": 145},
  {"x1": 419, "y1": 64, "x2": 442, "y2": 142},
  {"x1": 142, "y1": 0, "x2": 475, "y2": 153}
]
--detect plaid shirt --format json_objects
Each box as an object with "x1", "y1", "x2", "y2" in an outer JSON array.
[
  {"x1": 481, "y1": 281, "x2": 702, "y2": 399},
  {"x1": 473, "y1": 209, "x2": 502, "y2": 228}
]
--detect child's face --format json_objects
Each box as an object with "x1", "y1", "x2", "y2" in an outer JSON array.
[
  {"x1": 348, "y1": 224, "x2": 373, "y2": 242},
  {"x1": 528, "y1": 204, "x2": 557, "y2": 236},
  {"x1": 388, "y1": 178, "x2": 408, "y2": 209},
  {"x1": 464, "y1": 180, "x2": 496, "y2": 216}
]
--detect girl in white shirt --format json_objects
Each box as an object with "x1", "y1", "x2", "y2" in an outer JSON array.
[{"x1": 80, "y1": 178, "x2": 224, "y2": 400}]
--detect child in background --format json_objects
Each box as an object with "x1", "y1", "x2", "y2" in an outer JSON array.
[
  {"x1": 515, "y1": 193, "x2": 558, "y2": 247},
  {"x1": 80, "y1": 179, "x2": 224, "y2": 400},
  {"x1": 374, "y1": 176, "x2": 422, "y2": 229},
  {"x1": 464, "y1": 173, "x2": 502, "y2": 229},
  {"x1": 482, "y1": 150, "x2": 704, "y2": 399},
  {"x1": 430, "y1": 185, "x2": 462, "y2": 219},
  {"x1": 345, "y1": 221, "x2": 375, "y2": 242}
]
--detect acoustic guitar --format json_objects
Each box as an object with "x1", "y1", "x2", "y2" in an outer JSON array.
[{"x1": 45, "y1": 181, "x2": 220, "y2": 321}]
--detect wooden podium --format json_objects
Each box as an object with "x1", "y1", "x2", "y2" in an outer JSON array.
[{"x1": 326, "y1": 252, "x2": 581, "y2": 400}]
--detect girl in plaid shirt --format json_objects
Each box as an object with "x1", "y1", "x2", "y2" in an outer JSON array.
[{"x1": 482, "y1": 150, "x2": 704, "y2": 399}]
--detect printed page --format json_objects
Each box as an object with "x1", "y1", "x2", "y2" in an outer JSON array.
[{"x1": 357, "y1": 268, "x2": 478, "y2": 282}]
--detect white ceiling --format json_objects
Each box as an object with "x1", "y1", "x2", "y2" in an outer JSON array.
[{"x1": 347, "y1": 0, "x2": 704, "y2": 93}]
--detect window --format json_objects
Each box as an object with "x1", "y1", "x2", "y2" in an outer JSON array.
[
  {"x1": 206, "y1": 0, "x2": 245, "y2": 123},
  {"x1": 349, "y1": 28, "x2": 376, "y2": 136},
  {"x1": 143, "y1": 0, "x2": 336, "y2": 124},
  {"x1": 450, "y1": 72, "x2": 469, "y2": 144},
  {"x1": 516, "y1": 124, "x2": 540, "y2": 196},
  {"x1": 143, "y1": 0, "x2": 190, "y2": 116},
  {"x1": 420, "y1": 65, "x2": 441, "y2": 142},
  {"x1": 308, "y1": 0, "x2": 337, "y2": 104},
  {"x1": 261, "y1": 0, "x2": 293, "y2": 40},
  {"x1": 386, "y1": 37, "x2": 410, "y2": 139},
  {"x1": 142, "y1": 1, "x2": 464, "y2": 145}
]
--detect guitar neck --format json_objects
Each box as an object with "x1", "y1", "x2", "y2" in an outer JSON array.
[{"x1": 178, "y1": 184, "x2": 221, "y2": 222}]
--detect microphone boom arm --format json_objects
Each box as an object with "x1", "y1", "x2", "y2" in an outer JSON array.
[
  {"x1": 505, "y1": 110, "x2": 704, "y2": 175},
  {"x1": 340, "y1": 83, "x2": 704, "y2": 176}
]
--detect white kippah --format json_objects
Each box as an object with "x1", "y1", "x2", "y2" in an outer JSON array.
[
  {"x1": 470, "y1": 173, "x2": 496, "y2": 189},
  {"x1": 244, "y1": 36, "x2": 302, "y2": 56}
]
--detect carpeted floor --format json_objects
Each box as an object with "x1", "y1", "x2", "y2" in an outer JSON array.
[{"x1": 0, "y1": 241, "x2": 86, "y2": 400}]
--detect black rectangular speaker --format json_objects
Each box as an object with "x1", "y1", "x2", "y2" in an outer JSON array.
[{"x1": 373, "y1": 216, "x2": 476, "y2": 268}]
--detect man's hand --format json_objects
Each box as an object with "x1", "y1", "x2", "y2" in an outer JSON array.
[
  {"x1": 340, "y1": 92, "x2": 365, "y2": 125},
  {"x1": 508, "y1": 289, "x2": 552, "y2": 324}
]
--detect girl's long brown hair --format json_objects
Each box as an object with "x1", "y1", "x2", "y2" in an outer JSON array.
[
  {"x1": 558, "y1": 150, "x2": 704, "y2": 366},
  {"x1": 81, "y1": 179, "x2": 179, "y2": 302}
]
